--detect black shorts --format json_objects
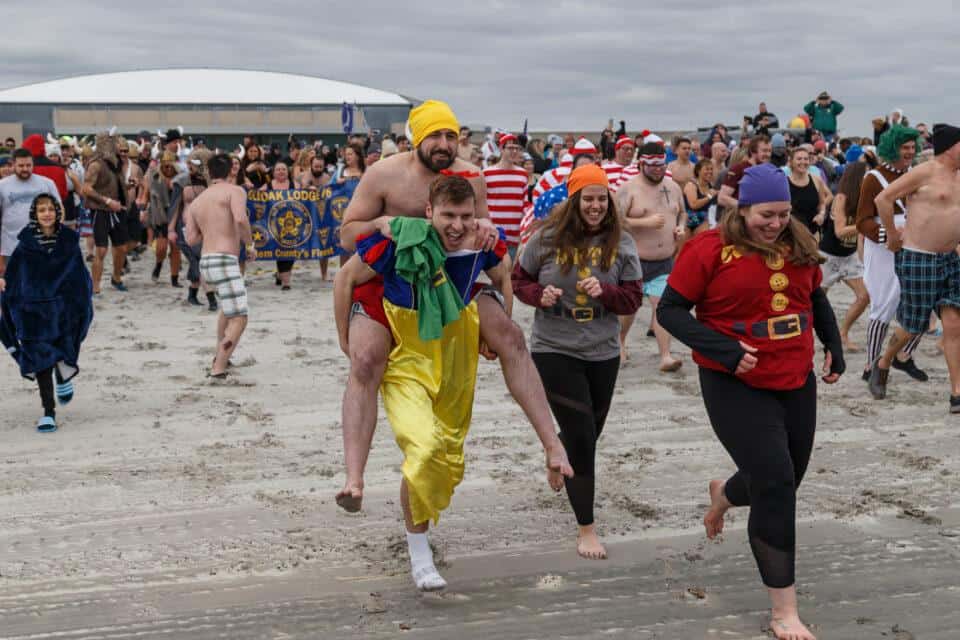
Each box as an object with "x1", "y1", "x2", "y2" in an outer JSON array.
[
  {"x1": 92, "y1": 209, "x2": 129, "y2": 248},
  {"x1": 153, "y1": 223, "x2": 169, "y2": 236},
  {"x1": 277, "y1": 259, "x2": 294, "y2": 273},
  {"x1": 125, "y1": 208, "x2": 142, "y2": 243}
]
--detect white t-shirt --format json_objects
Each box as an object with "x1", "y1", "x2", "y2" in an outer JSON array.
[{"x1": 0, "y1": 174, "x2": 61, "y2": 256}]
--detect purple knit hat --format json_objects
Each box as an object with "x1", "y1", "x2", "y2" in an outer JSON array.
[{"x1": 738, "y1": 163, "x2": 790, "y2": 206}]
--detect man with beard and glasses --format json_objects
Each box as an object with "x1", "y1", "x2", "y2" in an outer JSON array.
[
  {"x1": 616, "y1": 141, "x2": 685, "y2": 369},
  {"x1": 82, "y1": 131, "x2": 130, "y2": 294},
  {"x1": 334, "y1": 99, "x2": 572, "y2": 513},
  {"x1": 0, "y1": 149, "x2": 60, "y2": 275}
]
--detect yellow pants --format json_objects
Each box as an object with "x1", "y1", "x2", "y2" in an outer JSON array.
[{"x1": 381, "y1": 300, "x2": 480, "y2": 526}]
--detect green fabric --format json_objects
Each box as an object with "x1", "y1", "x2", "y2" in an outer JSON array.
[
  {"x1": 389, "y1": 217, "x2": 465, "y2": 341},
  {"x1": 803, "y1": 100, "x2": 844, "y2": 134},
  {"x1": 877, "y1": 124, "x2": 922, "y2": 163}
]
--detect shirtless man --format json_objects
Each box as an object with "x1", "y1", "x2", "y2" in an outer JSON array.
[
  {"x1": 184, "y1": 154, "x2": 255, "y2": 378},
  {"x1": 667, "y1": 137, "x2": 695, "y2": 187},
  {"x1": 870, "y1": 124, "x2": 960, "y2": 412},
  {"x1": 335, "y1": 99, "x2": 571, "y2": 510},
  {"x1": 616, "y1": 141, "x2": 685, "y2": 370}
]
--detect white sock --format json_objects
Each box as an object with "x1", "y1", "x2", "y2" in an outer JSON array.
[{"x1": 406, "y1": 531, "x2": 446, "y2": 591}]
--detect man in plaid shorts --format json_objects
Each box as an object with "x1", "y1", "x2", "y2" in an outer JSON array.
[
  {"x1": 869, "y1": 124, "x2": 960, "y2": 412},
  {"x1": 184, "y1": 154, "x2": 255, "y2": 379}
]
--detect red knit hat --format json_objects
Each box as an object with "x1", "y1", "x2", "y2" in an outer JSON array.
[
  {"x1": 498, "y1": 132, "x2": 518, "y2": 148},
  {"x1": 614, "y1": 135, "x2": 634, "y2": 151}
]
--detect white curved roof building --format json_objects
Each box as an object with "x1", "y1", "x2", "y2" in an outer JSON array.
[{"x1": 0, "y1": 68, "x2": 414, "y2": 143}]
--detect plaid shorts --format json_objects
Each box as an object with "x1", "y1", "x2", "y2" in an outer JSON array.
[
  {"x1": 199, "y1": 253, "x2": 248, "y2": 318},
  {"x1": 894, "y1": 248, "x2": 960, "y2": 334}
]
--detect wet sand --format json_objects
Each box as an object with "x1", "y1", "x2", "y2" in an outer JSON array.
[{"x1": 0, "y1": 257, "x2": 957, "y2": 638}]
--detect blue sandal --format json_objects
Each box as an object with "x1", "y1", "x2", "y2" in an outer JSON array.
[
  {"x1": 36, "y1": 416, "x2": 57, "y2": 433},
  {"x1": 56, "y1": 380, "x2": 74, "y2": 405}
]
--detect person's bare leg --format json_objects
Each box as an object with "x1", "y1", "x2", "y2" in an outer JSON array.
[
  {"x1": 840, "y1": 278, "x2": 869, "y2": 352},
  {"x1": 111, "y1": 246, "x2": 126, "y2": 283},
  {"x1": 336, "y1": 314, "x2": 391, "y2": 511},
  {"x1": 618, "y1": 313, "x2": 636, "y2": 361},
  {"x1": 320, "y1": 258, "x2": 329, "y2": 281},
  {"x1": 92, "y1": 246, "x2": 108, "y2": 294},
  {"x1": 217, "y1": 309, "x2": 227, "y2": 344},
  {"x1": 170, "y1": 244, "x2": 181, "y2": 278},
  {"x1": 768, "y1": 586, "x2": 817, "y2": 640},
  {"x1": 577, "y1": 524, "x2": 607, "y2": 560},
  {"x1": 212, "y1": 315, "x2": 247, "y2": 376},
  {"x1": 703, "y1": 479, "x2": 731, "y2": 539},
  {"x1": 280, "y1": 270, "x2": 292, "y2": 288},
  {"x1": 155, "y1": 237, "x2": 168, "y2": 264},
  {"x1": 476, "y1": 295, "x2": 568, "y2": 474},
  {"x1": 877, "y1": 328, "x2": 913, "y2": 370},
  {"x1": 85, "y1": 236, "x2": 94, "y2": 258},
  {"x1": 940, "y1": 307, "x2": 960, "y2": 397},
  {"x1": 649, "y1": 295, "x2": 681, "y2": 371}
]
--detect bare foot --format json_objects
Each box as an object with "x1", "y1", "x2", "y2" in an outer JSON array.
[
  {"x1": 841, "y1": 336, "x2": 860, "y2": 352},
  {"x1": 659, "y1": 357, "x2": 682, "y2": 372},
  {"x1": 576, "y1": 526, "x2": 607, "y2": 560},
  {"x1": 703, "y1": 479, "x2": 730, "y2": 539},
  {"x1": 335, "y1": 484, "x2": 363, "y2": 512},
  {"x1": 769, "y1": 613, "x2": 817, "y2": 640},
  {"x1": 619, "y1": 339, "x2": 630, "y2": 363}
]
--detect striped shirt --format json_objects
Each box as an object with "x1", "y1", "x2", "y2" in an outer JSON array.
[
  {"x1": 602, "y1": 161, "x2": 624, "y2": 187},
  {"x1": 531, "y1": 166, "x2": 570, "y2": 205},
  {"x1": 482, "y1": 166, "x2": 528, "y2": 246}
]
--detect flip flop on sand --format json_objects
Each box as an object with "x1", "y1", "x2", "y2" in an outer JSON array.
[{"x1": 36, "y1": 416, "x2": 57, "y2": 433}]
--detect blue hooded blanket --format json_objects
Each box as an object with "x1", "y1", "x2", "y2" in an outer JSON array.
[{"x1": 0, "y1": 224, "x2": 93, "y2": 380}]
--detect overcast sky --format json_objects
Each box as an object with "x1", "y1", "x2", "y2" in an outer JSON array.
[{"x1": 1, "y1": 1, "x2": 956, "y2": 136}]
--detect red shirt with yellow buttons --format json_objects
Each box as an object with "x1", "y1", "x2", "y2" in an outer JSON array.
[{"x1": 667, "y1": 229, "x2": 819, "y2": 390}]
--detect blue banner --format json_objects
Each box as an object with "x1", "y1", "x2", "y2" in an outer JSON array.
[{"x1": 247, "y1": 188, "x2": 345, "y2": 261}]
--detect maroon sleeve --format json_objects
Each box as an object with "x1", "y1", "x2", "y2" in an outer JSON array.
[
  {"x1": 598, "y1": 280, "x2": 643, "y2": 315},
  {"x1": 511, "y1": 262, "x2": 546, "y2": 308},
  {"x1": 723, "y1": 162, "x2": 744, "y2": 189}
]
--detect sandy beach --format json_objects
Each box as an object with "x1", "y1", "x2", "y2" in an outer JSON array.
[{"x1": 0, "y1": 255, "x2": 957, "y2": 639}]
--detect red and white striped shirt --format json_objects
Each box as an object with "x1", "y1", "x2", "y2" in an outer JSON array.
[
  {"x1": 602, "y1": 161, "x2": 624, "y2": 187},
  {"x1": 483, "y1": 166, "x2": 528, "y2": 246}
]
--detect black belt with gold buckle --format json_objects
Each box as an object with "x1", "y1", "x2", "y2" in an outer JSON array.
[
  {"x1": 732, "y1": 313, "x2": 809, "y2": 340},
  {"x1": 546, "y1": 304, "x2": 607, "y2": 323}
]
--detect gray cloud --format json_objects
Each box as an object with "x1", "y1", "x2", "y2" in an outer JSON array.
[{"x1": 1, "y1": 0, "x2": 955, "y2": 135}]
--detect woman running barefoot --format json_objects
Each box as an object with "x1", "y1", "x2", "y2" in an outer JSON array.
[
  {"x1": 657, "y1": 164, "x2": 844, "y2": 640},
  {"x1": 513, "y1": 164, "x2": 642, "y2": 560}
]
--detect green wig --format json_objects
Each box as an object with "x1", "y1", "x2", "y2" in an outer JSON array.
[{"x1": 877, "y1": 124, "x2": 922, "y2": 163}]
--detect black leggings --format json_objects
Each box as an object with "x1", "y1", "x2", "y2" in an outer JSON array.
[
  {"x1": 532, "y1": 352, "x2": 620, "y2": 526},
  {"x1": 699, "y1": 367, "x2": 817, "y2": 589},
  {"x1": 36, "y1": 367, "x2": 60, "y2": 418}
]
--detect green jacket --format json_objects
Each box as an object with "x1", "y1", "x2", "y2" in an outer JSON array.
[
  {"x1": 803, "y1": 100, "x2": 844, "y2": 134},
  {"x1": 389, "y1": 217, "x2": 465, "y2": 341}
]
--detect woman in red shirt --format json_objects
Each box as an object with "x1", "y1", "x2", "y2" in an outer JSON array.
[{"x1": 657, "y1": 163, "x2": 843, "y2": 640}]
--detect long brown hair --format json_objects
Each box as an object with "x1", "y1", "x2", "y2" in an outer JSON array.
[
  {"x1": 720, "y1": 205, "x2": 823, "y2": 266},
  {"x1": 837, "y1": 161, "x2": 867, "y2": 222},
  {"x1": 539, "y1": 188, "x2": 621, "y2": 274}
]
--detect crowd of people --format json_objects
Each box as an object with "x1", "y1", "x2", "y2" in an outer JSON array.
[{"x1": 2, "y1": 90, "x2": 959, "y2": 640}]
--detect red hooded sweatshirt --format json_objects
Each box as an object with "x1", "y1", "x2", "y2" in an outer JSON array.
[{"x1": 22, "y1": 134, "x2": 68, "y2": 200}]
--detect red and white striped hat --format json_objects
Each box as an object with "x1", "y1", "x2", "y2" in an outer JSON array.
[
  {"x1": 570, "y1": 137, "x2": 597, "y2": 156},
  {"x1": 615, "y1": 135, "x2": 634, "y2": 151},
  {"x1": 640, "y1": 129, "x2": 663, "y2": 145},
  {"x1": 559, "y1": 152, "x2": 574, "y2": 168},
  {"x1": 498, "y1": 132, "x2": 518, "y2": 148}
]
